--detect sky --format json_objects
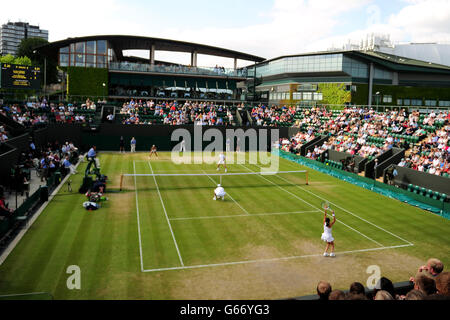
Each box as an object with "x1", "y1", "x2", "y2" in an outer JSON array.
[{"x1": 1, "y1": 0, "x2": 450, "y2": 67}]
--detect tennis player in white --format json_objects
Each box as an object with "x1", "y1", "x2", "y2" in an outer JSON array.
[
  {"x1": 213, "y1": 184, "x2": 226, "y2": 201},
  {"x1": 217, "y1": 152, "x2": 227, "y2": 172},
  {"x1": 321, "y1": 207, "x2": 336, "y2": 257}
]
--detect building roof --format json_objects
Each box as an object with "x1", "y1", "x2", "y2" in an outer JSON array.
[
  {"x1": 253, "y1": 50, "x2": 450, "y2": 74},
  {"x1": 35, "y1": 35, "x2": 265, "y2": 63}
]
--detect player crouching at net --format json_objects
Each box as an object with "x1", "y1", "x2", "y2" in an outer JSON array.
[
  {"x1": 217, "y1": 152, "x2": 227, "y2": 172},
  {"x1": 321, "y1": 207, "x2": 336, "y2": 257},
  {"x1": 213, "y1": 184, "x2": 226, "y2": 201},
  {"x1": 149, "y1": 145, "x2": 158, "y2": 158}
]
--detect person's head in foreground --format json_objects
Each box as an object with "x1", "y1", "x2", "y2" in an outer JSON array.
[
  {"x1": 349, "y1": 282, "x2": 365, "y2": 296},
  {"x1": 374, "y1": 277, "x2": 396, "y2": 298},
  {"x1": 328, "y1": 290, "x2": 346, "y2": 300},
  {"x1": 374, "y1": 290, "x2": 394, "y2": 300},
  {"x1": 435, "y1": 272, "x2": 449, "y2": 296},
  {"x1": 414, "y1": 274, "x2": 437, "y2": 296},
  {"x1": 316, "y1": 281, "x2": 332, "y2": 300},
  {"x1": 405, "y1": 289, "x2": 425, "y2": 300}
]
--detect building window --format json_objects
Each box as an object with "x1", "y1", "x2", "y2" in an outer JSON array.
[
  {"x1": 411, "y1": 99, "x2": 422, "y2": 106},
  {"x1": 97, "y1": 40, "x2": 107, "y2": 55},
  {"x1": 293, "y1": 92, "x2": 301, "y2": 100},
  {"x1": 86, "y1": 41, "x2": 96, "y2": 54},
  {"x1": 75, "y1": 42, "x2": 85, "y2": 54},
  {"x1": 59, "y1": 53, "x2": 69, "y2": 67},
  {"x1": 403, "y1": 99, "x2": 411, "y2": 105},
  {"x1": 397, "y1": 99, "x2": 402, "y2": 105},
  {"x1": 425, "y1": 100, "x2": 436, "y2": 106},
  {"x1": 383, "y1": 95, "x2": 392, "y2": 103},
  {"x1": 303, "y1": 92, "x2": 312, "y2": 100},
  {"x1": 438, "y1": 100, "x2": 450, "y2": 107},
  {"x1": 313, "y1": 92, "x2": 323, "y2": 101}
]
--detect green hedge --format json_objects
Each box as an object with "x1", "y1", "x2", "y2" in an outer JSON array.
[{"x1": 67, "y1": 67, "x2": 108, "y2": 98}]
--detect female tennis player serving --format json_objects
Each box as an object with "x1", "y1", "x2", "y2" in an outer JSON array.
[{"x1": 321, "y1": 205, "x2": 336, "y2": 257}]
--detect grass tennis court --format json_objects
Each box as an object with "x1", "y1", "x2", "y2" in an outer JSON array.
[{"x1": 0, "y1": 152, "x2": 449, "y2": 299}]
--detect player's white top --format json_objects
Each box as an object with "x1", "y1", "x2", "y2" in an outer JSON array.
[
  {"x1": 218, "y1": 153, "x2": 226, "y2": 164},
  {"x1": 321, "y1": 223, "x2": 334, "y2": 242},
  {"x1": 214, "y1": 185, "x2": 226, "y2": 197}
]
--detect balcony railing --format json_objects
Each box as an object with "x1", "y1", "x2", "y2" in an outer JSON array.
[{"x1": 109, "y1": 61, "x2": 248, "y2": 78}]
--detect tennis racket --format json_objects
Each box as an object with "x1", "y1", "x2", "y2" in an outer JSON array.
[{"x1": 322, "y1": 201, "x2": 335, "y2": 215}]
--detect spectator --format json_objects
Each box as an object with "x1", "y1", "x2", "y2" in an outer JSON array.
[
  {"x1": 349, "y1": 282, "x2": 365, "y2": 296},
  {"x1": 328, "y1": 290, "x2": 346, "y2": 300},
  {"x1": 374, "y1": 277, "x2": 396, "y2": 299},
  {"x1": 316, "y1": 281, "x2": 332, "y2": 300},
  {"x1": 414, "y1": 274, "x2": 437, "y2": 296},
  {"x1": 404, "y1": 289, "x2": 425, "y2": 300},
  {"x1": 374, "y1": 290, "x2": 394, "y2": 300},
  {"x1": 435, "y1": 272, "x2": 450, "y2": 296}
]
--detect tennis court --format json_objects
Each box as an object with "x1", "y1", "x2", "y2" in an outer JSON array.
[
  {"x1": 0, "y1": 152, "x2": 448, "y2": 299},
  {"x1": 129, "y1": 152, "x2": 413, "y2": 273}
]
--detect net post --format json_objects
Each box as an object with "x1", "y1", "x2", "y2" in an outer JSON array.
[
  {"x1": 120, "y1": 174, "x2": 124, "y2": 191},
  {"x1": 305, "y1": 171, "x2": 309, "y2": 185}
]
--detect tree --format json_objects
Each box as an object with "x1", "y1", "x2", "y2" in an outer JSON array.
[
  {"x1": 17, "y1": 37, "x2": 58, "y2": 84},
  {"x1": 0, "y1": 54, "x2": 15, "y2": 64},
  {"x1": 13, "y1": 56, "x2": 32, "y2": 66}
]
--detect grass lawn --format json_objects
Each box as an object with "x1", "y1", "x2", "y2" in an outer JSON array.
[{"x1": 0, "y1": 152, "x2": 448, "y2": 299}]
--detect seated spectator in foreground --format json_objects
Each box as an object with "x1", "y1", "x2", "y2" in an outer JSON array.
[
  {"x1": 414, "y1": 274, "x2": 437, "y2": 296},
  {"x1": 316, "y1": 281, "x2": 332, "y2": 300},
  {"x1": 410, "y1": 258, "x2": 444, "y2": 282},
  {"x1": 435, "y1": 272, "x2": 450, "y2": 296},
  {"x1": 373, "y1": 277, "x2": 396, "y2": 299},
  {"x1": 374, "y1": 290, "x2": 394, "y2": 300},
  {"x1": 404, "y1": 289, "x2": 425, "y2": 300},
  {"x1": 349, "y1": 282, "x2": 365, "y2": 297},
  {"x1": 328, "y1": 290, "x2": 346, "y2": 300}
]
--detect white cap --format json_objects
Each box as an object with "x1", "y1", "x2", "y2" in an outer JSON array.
[{"x1": 217, "y1": 184, "x2": 221, "y2": 187}]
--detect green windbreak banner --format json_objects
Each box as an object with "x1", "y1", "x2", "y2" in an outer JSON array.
[{"x1": 277, "y1": 150, "x2": 450, "y2": 219}]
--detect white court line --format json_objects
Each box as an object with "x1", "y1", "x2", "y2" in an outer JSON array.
[
  {"x1": 170, "y1": 210, "x2": 319, "y2": 221},
  {"x1": 133, "y1": 161, "x2": 145, "y2": 272},
  {"x1": 201, "y1": 169, "x2": 250, "y2": 215},
  {"x1": 147, "y1": 161, "x2": 184, "y2": 267},
  {"x1": 239, "y1": 164, "x2": 385, "y2": 247},
  {"x1": 141, "y1": 243, "x2": 413, "y2": 273},
  {"x1": 268, "y1": 162, "x2": 414, "y2": 246}
]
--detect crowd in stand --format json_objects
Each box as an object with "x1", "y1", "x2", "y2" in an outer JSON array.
[
  {"x1": 0, "y1": 125, "x2": 9, "y2": 142},
  {"x1": 399, "y1": 124, "x2": 450, "y2": 176},
  {"x1": 281, "y1": 107, "x2": 449, "y2": 176},
  {"x1": 250, "y1": 104, "x2": 296, "y2": 126},
  {"x1": 1, "y1": 98, "x2": 98, "y2": 127},
  {"x1": 315, "y1": 258, "x2": 449, "y2": 300},
  {"x1": 119, "y1": 99, "x2": 235, "y2": 125}
]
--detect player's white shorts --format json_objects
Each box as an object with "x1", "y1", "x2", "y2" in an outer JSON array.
[
  {"x1": 215, "y1": 191, "x2": 226, "y2": 197},
  {"x1": 218, "y1": 160, "x2": 225, "y2": 165}
]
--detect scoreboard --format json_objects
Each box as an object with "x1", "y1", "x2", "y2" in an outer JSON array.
[{"x1": 0, "y1": 63, "x2": 41, "y2": 90}]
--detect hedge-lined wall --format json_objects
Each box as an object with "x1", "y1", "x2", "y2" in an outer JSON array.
[
  {"x1": 317, "y1": 83, "x2": 351, "y2": 107},
  {"x1": 352, "y1": 84, "x2": 450, "y2": 105},
  {"x1": 67, "y1": 67, "x2": 108, "y2": 98}
]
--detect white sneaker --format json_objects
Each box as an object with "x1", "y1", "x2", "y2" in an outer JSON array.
[
  {"x1": 225, "y1": 168, "x2": 227, "y2": 172},
  {"x1": 213, "y1": 197, "x2": 216, "y2": 200},
  {"x1": 330, "y1": 253, "x2": 335, "y2": 257},
  {"x1": 323, "y1": 252, "x2": 329, "y2": 257},
  {"x1": 217, "y1": 168, "x2": 219, "y2": 171},
  {"x1": 221, "y1": 197, "x2": 225, "y2": 201}
]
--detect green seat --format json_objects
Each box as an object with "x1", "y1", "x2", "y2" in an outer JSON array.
[
  {"x1": 426, "y1": 189, "x2": 433, "y2": 198},
  {"x1": 407, "y1": 184, "x2": 413, "y2": 192},
  {"x1": 433, "y1": 191, "x2": 440, "y2": 200},
  {"x1": 413, "y1": 186, "x2": 420, "y2": 194},
  {"x1": 440, "y1": 194, "x2": 447, "y2": 202},
  {"x1": 420, "y1": 187, "x2": 427, "y2": 196}
]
